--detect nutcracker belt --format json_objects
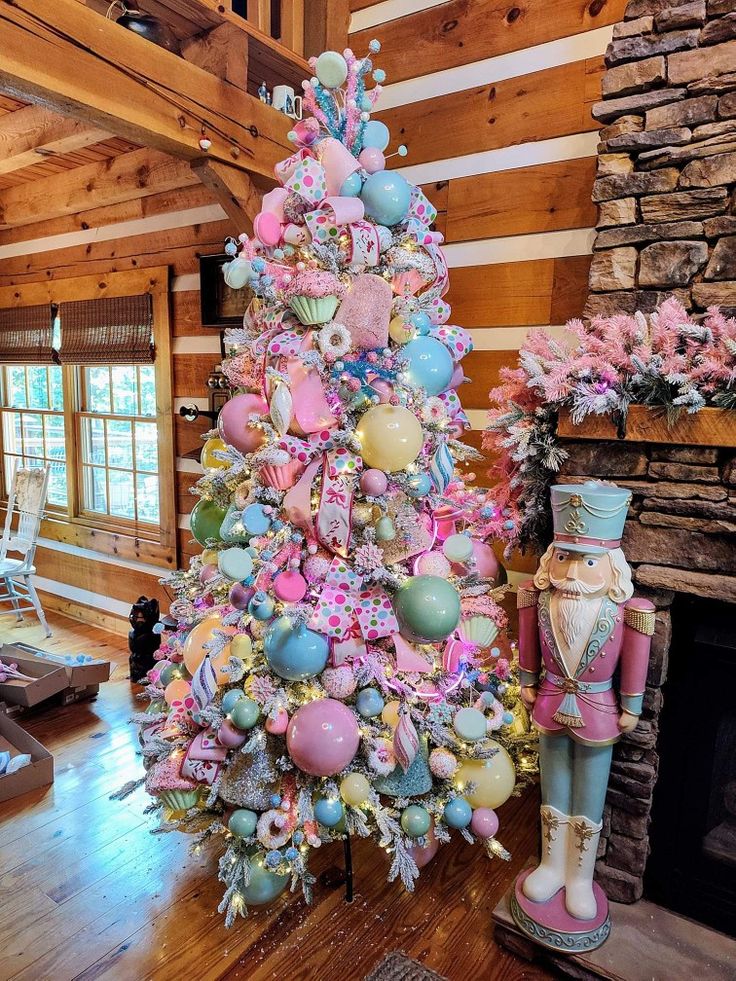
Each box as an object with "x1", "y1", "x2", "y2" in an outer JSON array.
[{"x1": 540, "y1": 670, "x2": 615, "y2": 729}]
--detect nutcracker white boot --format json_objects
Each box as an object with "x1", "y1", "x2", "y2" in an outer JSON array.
[
  {"x1": 522, "y1": 805, "x2": 569, "y2": 903},
  {"x1": 565, "y1": 815, "x2": 603, "y2": 920}
]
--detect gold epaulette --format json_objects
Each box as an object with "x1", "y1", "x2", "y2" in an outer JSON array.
[
  {"x1": 517, "y1": 585, "x2": 539, "y2": 610},
  {"x1": 624, "y1": 604, "x2": 656, "y2": 636}
]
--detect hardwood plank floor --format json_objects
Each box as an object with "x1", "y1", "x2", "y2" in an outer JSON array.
[{"x1": 0, "y1": 611, "x2": 550, "y2": 981}]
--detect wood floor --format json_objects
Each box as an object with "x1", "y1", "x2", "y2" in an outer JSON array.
[{"x1": 0, "y1": 610, "x2": 551, "y2": 981}]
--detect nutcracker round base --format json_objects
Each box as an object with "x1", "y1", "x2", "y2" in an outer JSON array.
[{"x1": 510, "y1": 868, "x2": 611, "y2": 954}]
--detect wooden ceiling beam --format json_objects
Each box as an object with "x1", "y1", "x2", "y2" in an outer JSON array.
[
  {"x1": 0, "y1": 104, "x2": 111, "y2": 176},
  {"x1": 190, "y1": 158, "x2": 260, "y2": 233},
  {"x1": 181, "y1": 22, "x2": 249, "y2": 91},
  {"x1": 0, "y1": 0, "x2": 291, "y2": 179},
  {"x1": 0, "y1": 147, "x2": 199, "y2": 229}
]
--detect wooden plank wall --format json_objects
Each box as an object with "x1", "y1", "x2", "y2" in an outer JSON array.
[
  {"x1": 349, "y1": 0, "x2": 623, "y2": 570},
  {"x1": 0, "y1": 180, "x2": 229, "y2": 621}
]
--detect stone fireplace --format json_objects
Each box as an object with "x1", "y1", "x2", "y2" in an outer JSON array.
[
  {"x1": 555, "y1": 426, "x2": 736, "y2": 931},
  {"x1": 585, "y1": 0, "x2": 736, "y2": 320}
]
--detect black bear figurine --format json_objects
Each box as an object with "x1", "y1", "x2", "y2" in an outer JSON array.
[{"x1": 128, "y1": 595, "x2": 161, "y2": 683}]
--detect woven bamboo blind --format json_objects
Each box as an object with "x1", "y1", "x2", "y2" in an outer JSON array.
[
  {"x1": 0, "y1": 304, "x2": 55, "y2": 364},
  {"x1": 58, "y1": 294, "x2": 155, "y2": 364}
]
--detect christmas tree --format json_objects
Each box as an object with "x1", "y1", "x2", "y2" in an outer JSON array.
[{"x1": 132, "y1": 42, "x2": 535, "y2": 924}]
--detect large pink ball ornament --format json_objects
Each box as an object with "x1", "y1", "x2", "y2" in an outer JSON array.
[
  {"x1": 286, "y1": 699, "x2": 360, "y2": 776},
  {"x1": 358, "y1": 146, "x2": 386, "y2": 174},
  {"x1": 218, "y1": 393, "x2": 269, "y2": 454},
  {"x1": 408, "y1": 820, "x2": 439, "y2": 868},
  {"x1": 451, "y1": 539, "x2": 506, "y2": 586}
]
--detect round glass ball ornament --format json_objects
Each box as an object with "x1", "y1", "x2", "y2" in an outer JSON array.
[
  {"x1": 362, "y1": 120, "x2": 390, "y2": 150},
  {"x1": 200, "y1": 436, "x2": 229, "y2": 470},
  {"x1": 360, "y1": 170, "x2": 412, "y2": 226},
  {"x1": 360, "y1": 468, "x2": 388, "y2": 496},
  {"x1": 356, "y1": 687, "x2": 385, "y2": 718},
  {"x1": 340, "y1": 772, "x2": 371, "y2": 806},
  {"x1": 393, "y1": 575, "x2": 461, "y2": 643},
  {"x1": 407, "y1": 473, "x2": 432, "y2": 498},
  {"x1": 286, "y1": 698, "x2": 360, "y2": 776},
  {"x1": 401, "y1": 804, "x2": 431, "y2": 838},
  {"x1": 455, "y1": 742, "x2": 515, "y2": 809},
  {"x1": 356, "y1": 404, "x2": 423, "y2": 473},
  {"x1": 264, "y1": 617, "x2": 328, "y2": 681},
  {"x1": 190, "y1": 499, "x2": 227, "y2": 547},
  {"x1": 442, "y1": 797, "x2": 473, "y2": 829},
  {"x1": 403, "y1": 336, "x2": 454, "y2": 396},
  {"x1": 222, "y1": 689, "x2": 244, "y2": 714},
  {"x1": 229, "y1": 696, "x2": 260, "y2": 731},
  {"x1": 340, "y1": 171, "x2": 363, "y2": 196},
  {"x1": 470, "y1": 807, "x2": 499, "y2": 840},
  {"x1": 314, "y1": 797, "x2": 344, "y2": 828},
  {"x1": 228, "y1": 808, "x2": 257, "y2": 838},
  {"x1": 241, "y1": 853, "x2": 289, "y2": 905}
]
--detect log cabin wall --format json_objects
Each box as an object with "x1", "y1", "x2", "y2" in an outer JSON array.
[
  {"x1": 0, "y1": 130, "x2": 234, "y2": 630},
  {"x1": 350, "y1": 0, "x2": 629, "y2": 572}
]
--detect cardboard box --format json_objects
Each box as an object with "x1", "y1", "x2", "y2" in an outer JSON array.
[
  {"x1": 11, "y1": 642, "x2": 113, "y2": 688},
  {"x1": 0, "y1": 703, "x2": 54, "y2": 802},
  {"x1": 59, "y1": 683, "x2": 100, "y2": 706},
  {"x1": 0, "y1": 646, "x2": 69, "y2": 708}
]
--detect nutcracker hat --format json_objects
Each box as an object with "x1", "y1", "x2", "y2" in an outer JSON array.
[{"x1": 550, "y1": 481, "x2": 632, "y2": 555}]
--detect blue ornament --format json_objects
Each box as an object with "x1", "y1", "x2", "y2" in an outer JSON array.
[
  {"x1": 340, "y1": 171, "x2": 363, "y2": 197},
  {"x1": 248, "y1": 591, "x2": 275, "y2": 621},
  {"x1": 503, "y1": 712, "x2": 514, "y2": 725},
  {"x1": 264, "y1": 617, "x2": 329, "y2": 681},
  {"x1": 409, "y1": 311, "x2": 431, "y2": 335},
  {"x1": 430, "y1": 442, "x2": 454, "y2": 493},
  {"x1": 293, "y1": 830, "x2": 304, "y2": 845},
  {"x1": 360, "y1": 96, "x2": 372, "y2": 112},
  {"x1": 356, "y1": 688, "x2": 385, "y2": 718},
  {"x1": 369, "y1": 38, "x2": 381, "y2": 53},
  {"x1": 252, "y1": 257, "x2": 266, "y2": 273},
  {"x1": 228, "y1": 809, "x2": 258, "y2": 837},
  {"x1": 503, "y1": 519, "x2": 515, "y2": 530},
  {"x1": 360, "y1": 170, "x2": 412, "y2": 226},
  {"x1": 222, "y1": 689, "x2": 244, "y2": 714},
  {"x1": 362, "y1": 120, "x2": 390, "y2": 150},
  {"x1": 407, "y1": 473, "x2": 432, "y2": 497},
  {"x1": 285, "y1": 847, "x2": 299, "y2": 861},
  {"x1": 243, "y1": 503, "x2": 272, "y2": 535},
  {"x1": 314, "y1": 797, "x2": 344, "y2": 828},
  {"x1": 443, "y1": 797, "x2": 473, "y2": 829},
  {"x1": 224, "y1": 239, "x2": 238, "y2": 256},
  {"x1": 403, "y1": 337, "x2": 454, "y2": 396},
  {"x1": 265, "y1": 849, "x2": 283, "y2": 867},
  {"x1": 242, "y1": 856, "x2": 289, "y2": 905},
  {"x1": 271, "y1": 794, "x2": 282, "y2": 807},
  {"x1": 372, "y1": 69, "x2": 386, "y2": 84}
]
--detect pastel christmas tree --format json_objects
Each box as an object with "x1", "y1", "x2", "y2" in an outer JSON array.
[{"x1": 132, "y1": 43, "x2": 535, "y2": 924}]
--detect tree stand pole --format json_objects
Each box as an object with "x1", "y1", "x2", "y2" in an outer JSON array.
[{"x1": 343, "y1": 833, "x2": 354, "y2": 902}]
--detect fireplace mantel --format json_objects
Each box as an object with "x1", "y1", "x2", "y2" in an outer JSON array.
[{"x1": 557, "y1": 406, "x2": 736, "y2": 449}]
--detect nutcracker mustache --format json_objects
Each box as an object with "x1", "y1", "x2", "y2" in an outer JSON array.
[{"x1": 549, "y1": 575, "x2": 601, "y2": 596}]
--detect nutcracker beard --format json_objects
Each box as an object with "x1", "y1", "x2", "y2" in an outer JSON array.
[{"x1": 548, "y1": 575, "x2": 601, "y2": 651}]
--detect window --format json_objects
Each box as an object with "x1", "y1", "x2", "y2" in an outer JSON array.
[
  {"x1": 0, "y1": 365, "x2": 67, "y2": 508},
  {"x1": 78, "y1": 365, "x2": 160, "y2": 525},
  {"x1": 0, "y1": 269, "x2": 175, "y2": 564}
]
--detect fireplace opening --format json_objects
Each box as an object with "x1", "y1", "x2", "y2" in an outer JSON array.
[{"x1": 646, "y1": 596, "x2": 736, "y2": 938}]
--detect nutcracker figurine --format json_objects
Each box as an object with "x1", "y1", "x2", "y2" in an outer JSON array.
[{"x1": 510, "y1": 482, "x2": 654, "y2": 952}]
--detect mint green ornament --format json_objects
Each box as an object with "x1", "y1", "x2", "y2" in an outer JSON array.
[
  {"x1": 228, "y1": 808, "x2": 258, "y2": 838},
  {"x1": 453, "y1": 707, "x2": 487, "y2": 742},
  {"x1": 393, "y1": 575, "x2": 461, "y2": 643},
  {"x1": 230, "y1": 697, "x2": 260, "y2": 731},
  {"x1": 315, "y1": 50, "x2": 348, "y2": 89},
  {"x1": 242, "y1": 853, "x2": 289, "y2": 905},
  {"x1": 401, "y1": 804, "x2": 431, "y2": 838},
  {"x1": 375, "y1": 515, "x2": 396, "y2": 541}
]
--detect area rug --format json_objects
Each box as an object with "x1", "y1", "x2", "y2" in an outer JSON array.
[{"x1": 364, "y1": 952, "x2": 447, "y2": 981}]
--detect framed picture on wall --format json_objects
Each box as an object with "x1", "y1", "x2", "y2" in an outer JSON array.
[{"x1": 199, "y1": 253, "x2": 253, "y2": 328}]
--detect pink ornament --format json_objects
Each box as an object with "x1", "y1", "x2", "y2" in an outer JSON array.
[
  {"x1": 370, "y1": 378, "x2": 393, "y2": 404},
  {"x1": 230, "y1": 583, "x2": 255, "y2": 610},
  {"x1": 273, "y1": 570, "x2": 308, "y2": 603},
  {"x1": 217, "y1": 719, "x2": 248, "y2": 749},
  {"x1": 360, "y1": 468, "x2": 388, "y2": 496},
  {"x1": 408, "y1": 821, "x2": 439, "y2": 868},
  {"x1": 253, "y1": 211, "x2": 282, "y2": 247},
  {"x1": 286, "y1": 698, "x2": 360, "y2": 776},
  {"x1": 452, "y1": 540, "x2": 503, "y2": 584},
  {"x1": 218, "y1": 393, "x2": 269, "y2": 454},
  {"x1": 470, "y1": 807, "x2": 499, "y2": 839},
  {"x1": 304, "y1": 552, "x2": 332, "y2": 584},
  {"x1": 265, "y1": 708, "x2": 290, "y2": 735},
  {"x1": 200, "y1": 563, "x2": 218, "y2": 584},
  {"x1": 429, "y1": 747, "x2": 458, "y2": 779},
  {"x1": 321, "y1": 664, "x2": 357, "y2": 699},
  {"x1": 358, "y1": 147, "x2": 385, "y2": 174}
]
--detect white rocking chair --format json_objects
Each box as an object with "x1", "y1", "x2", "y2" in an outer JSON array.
[{"x1": 0, "y1": 464, "x2": 51, "y2": 637}]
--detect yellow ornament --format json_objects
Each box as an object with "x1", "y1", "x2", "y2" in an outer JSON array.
[
  {"x1": 389, "y1": 315, "x2": 414, "y2": 345},
  {"x1": 454, "y1": 741, "x2": 516, "y2": 809},
  {"x1": 381, "y1": 699, "x2": 401, "y2": 729},
  {"x1": 201, "y1": 548, "x2": 219, "y2": 566},
  {"x1": 340, "y1": 772, "x2": 371, "y2": 806},
  {"x1": 201, "y1": 437, "x2": 229, "y2": 470},
  {"x1": 231, "y1": 633, "x2": 253, "y2": 661},
  {"x1": 182, "y1": 614, "x2": 232, "y2": 684},
  {"x1": 356, "y1": 405, "x2": 423, "y2": 473}
]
